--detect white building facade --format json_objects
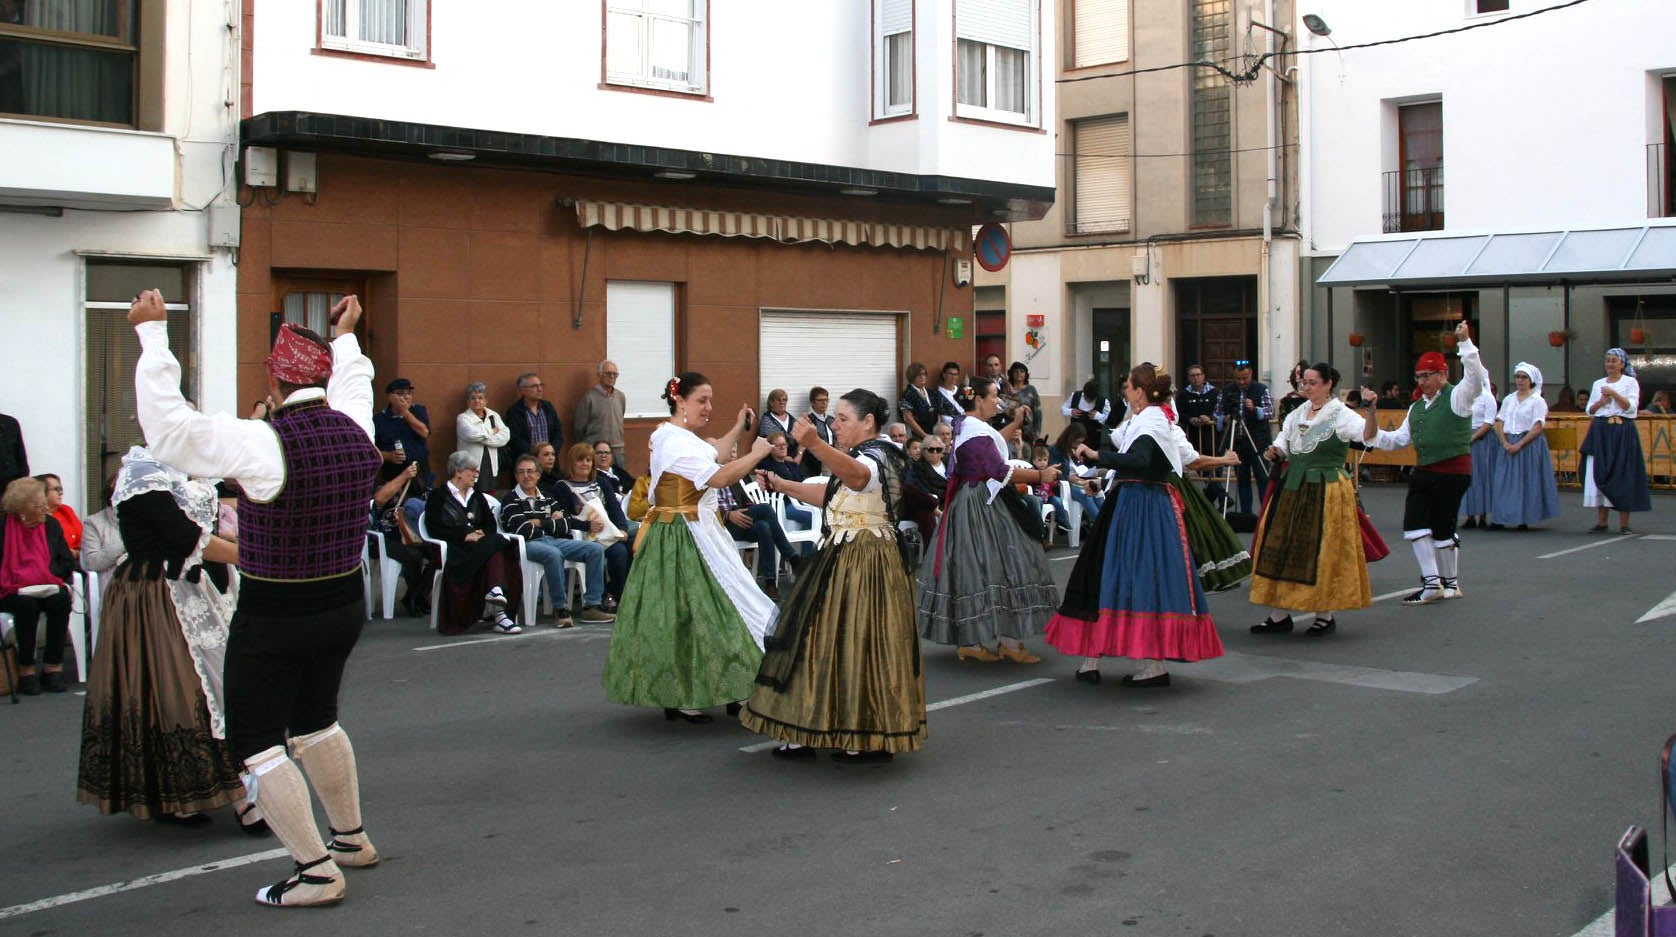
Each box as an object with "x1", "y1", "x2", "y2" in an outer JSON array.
[
  {"x1": 1301, "y1": 0, "x2": 1676, "y2": 401},
  {"x1": 0, "y1": 1, "x2": 242, "y2": 510}
]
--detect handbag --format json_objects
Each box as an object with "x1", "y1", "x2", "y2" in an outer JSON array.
[{"x1": 392, "y1": 478, "x2": 422, "y2": 547}]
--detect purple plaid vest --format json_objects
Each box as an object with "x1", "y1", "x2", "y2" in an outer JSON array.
[{"x1": 238, "y1": 398, "x2": 380, "y2": 582}]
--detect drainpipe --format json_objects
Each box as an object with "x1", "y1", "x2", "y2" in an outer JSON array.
[{"x1": 1259, "y1": 0, "x2": 1279, "y2": 387}]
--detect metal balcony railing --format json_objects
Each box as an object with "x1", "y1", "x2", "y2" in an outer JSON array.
[{"x1": 1382, "y1": 166, "x2": 1445, "y2": 233}]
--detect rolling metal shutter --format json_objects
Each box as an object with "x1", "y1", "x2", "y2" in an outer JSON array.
[{"x1": 758, "y1": 311, "x2": 900, "y2": 415}]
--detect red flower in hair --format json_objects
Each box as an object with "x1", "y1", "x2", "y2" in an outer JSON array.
[{"x1": 665, "y1": 376, "x2": 681, "y2": 398}]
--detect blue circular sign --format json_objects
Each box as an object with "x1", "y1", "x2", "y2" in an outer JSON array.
[{"x1": 975, "y1": 222, "x2": 1011, "y2": 272}]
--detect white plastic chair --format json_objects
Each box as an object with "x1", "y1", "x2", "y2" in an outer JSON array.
[
  {"x1": 81, "y1": 569, "x2": 102, "y2": 674},
  {"x1": 1057, "y1": 480, "x2": 1082, "y2": 550},
  {"x1": 360, "y1": 534, "x2": 374, "y2": 618},
  {"x1": 365, "y1": 530, "x2": 405, "y2": 619},
  {"x1": 489, "y1": 502, "x2": 542, "y2": 627},
  {"x1": 414, "y1": 513, "x2": 448, "y2": 633}
]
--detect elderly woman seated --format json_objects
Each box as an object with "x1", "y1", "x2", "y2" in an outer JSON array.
[
  {"x1": 0, "y1": 477, "x2": 79, "y2": 694},
  {"x1": 423, "y1": 450, "x2": 524, "y2": 635},
  {"x1": 548, "y1": 444, "x2": 634, "y2": 611}
]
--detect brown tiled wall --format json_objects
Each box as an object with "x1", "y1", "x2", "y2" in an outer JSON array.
[{"x1": 238, "y1": 154, "x2": 974, "y2": 476}]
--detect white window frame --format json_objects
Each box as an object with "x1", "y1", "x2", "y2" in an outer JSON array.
[
  {"x1": 604, "y1": 0, "x2": 709, "y2": 96},
  {"x1": 320, "y1": 0, "x2": 429, "y2": 61},
  {"x1": 607, "y1": 281, "x2": 680, "y2": 419},
  {"x1": 954, "y1": 1, "x2": 1040, "y2": 127},
  {"x1": 874, "y1": 0, "x2": 914, "y2": 119}
]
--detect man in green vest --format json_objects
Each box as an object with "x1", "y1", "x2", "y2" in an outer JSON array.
[{"x1": 1361, "y1": 320, "x2": 1488, "y2": 605}]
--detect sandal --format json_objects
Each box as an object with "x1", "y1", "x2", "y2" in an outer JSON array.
[
  {"x1": 254, "y1": 855, "x2": 343, "y2": 907},
  {"x1": 1621, "y1": 527, "x2": 1636, "y2": 535},
  {"x1": 1305, "y1": 617, "x2": 1337, "y2": 637},
  {"x1": 1590, "y1": 524, "x2": 1608, "y2": 533},
  {"x1": 236, "y1": 803, "x2": 270, "y2": 837}
]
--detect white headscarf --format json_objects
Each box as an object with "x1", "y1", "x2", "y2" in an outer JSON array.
[
  {"x1": 1512, "y1": 361, "x2": 1544, "y2": 394},
  {"x1": 1111, "y1": 405, "x2": 1184, "y2": 476}
]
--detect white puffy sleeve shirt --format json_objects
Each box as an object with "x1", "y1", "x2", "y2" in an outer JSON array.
[
  {"x1": 1497, "y1": 393, "x2": 1549, "y2": 436},
  {"x1": 1587, "y1": 375, "x2": 1640, "y2": 417}
]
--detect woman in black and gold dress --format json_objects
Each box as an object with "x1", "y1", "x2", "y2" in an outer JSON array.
[
  {"x1": 77, "y1": 448, "x2": 255, "y2": 827},
  {"x1": 741, "y1": 389, "x2": 926, "y2": 763}
]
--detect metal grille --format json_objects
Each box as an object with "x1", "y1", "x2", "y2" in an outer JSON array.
[{"x1": 1191, "y1": 0, "x2": 1232, "y2": 226}]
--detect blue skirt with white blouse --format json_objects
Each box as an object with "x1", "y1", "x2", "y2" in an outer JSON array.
[{"x1": 1488, "y1": 431, "x2": 1560, "y2": 526}]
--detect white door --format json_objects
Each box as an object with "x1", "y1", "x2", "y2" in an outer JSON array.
[{"x1": 758, "y1": 310, "x2": 901, "y2": 415}]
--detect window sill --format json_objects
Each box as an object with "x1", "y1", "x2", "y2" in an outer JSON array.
[
  {"x1": 1062, "y1": 59, "x2": 1130, "y2": 75},
  {"x1": 869, "y1": 112, "x2": 917, "y2": 126},
  {"x1": 1064, "y1": 225, "x2": 1132, "y2": 237},
  {"x1": 948, "y1": 115, "x2": 1044, "y2": 134},
  {"x1": 598, "y1": 81, "x2": 712, "y2": 102},
  {"x1": 312, "y1": 46, "x2": 434, "y2": 68}
]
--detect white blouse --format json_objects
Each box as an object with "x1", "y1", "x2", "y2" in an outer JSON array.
[
  {"x1": 1469, "y1": 391, "x2": 1498, "y2": 431},
  {"x1": 1271, "y1": 398, "x2": 1366, "y2": 457},
  {"x1": 1496, "y1": 392, "x2": 1548, "y2": 436},
  {"x1": 649, "y1": 423, "x2": 721, "y2": 489},
  {"x1": 1587, "y1": 375, "x2": 1640, "y2": 418}
]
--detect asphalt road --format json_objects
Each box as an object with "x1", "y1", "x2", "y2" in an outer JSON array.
[{"x1": 4, "y1": 484, "x2": 1675, "y2": 937}]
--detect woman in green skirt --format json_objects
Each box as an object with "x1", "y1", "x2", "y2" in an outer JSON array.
[{"x1": 602, "y1": 373, "x2": 776, "y2": 724}]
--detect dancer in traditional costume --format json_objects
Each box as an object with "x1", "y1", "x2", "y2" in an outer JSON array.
[
  {"x1": 1046, "y1": 365, "x2": 1236, "y2": 687},
  {"x1": 1580, "y1": 348, "x2": 1651, "y2": 533},
  {"x1": 1248, "y1": 363, "x2": 1373, "y2": 637},
  {"x1": 602, "y1": 373, "x2": 775, "y2": 724},
  {"x1": 132, "y1": 290, "x2": 382, "y2": 907},
  {"x1": 76, "y1": 448, "x2": 257, "y2": 827},
  {"x1": 1163, "y1": 425, "x2": 1252, "y2": 593},
  {"x1": 741, "y1": 390, "x2": 925, "y2": 763},
  {"x1": 917, "y1": 378, "x2": 1061, "y2": 664},
  {"x1": 1362, "y1": 320, "x2": 1488, "y2": 605},
  {"x1": 1458, "y1": 382, "x2": 1501, "y2": 529},
  {"x1": 1489, "y1": 363, "x2": 1560, "y2": 529}
]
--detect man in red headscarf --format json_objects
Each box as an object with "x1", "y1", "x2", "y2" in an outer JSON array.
[
  {"x1": 1360, "y1": 321, "x2": 1489, "y2": 605},
  {"x1": 131, "y1": 289, "x2": 382, "y2": 908}
]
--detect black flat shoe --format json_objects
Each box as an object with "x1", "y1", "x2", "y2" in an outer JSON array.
[
  {"x1": 16, "y1": 674, "x2": 40, "y2": 696},
  {"x1": 41, "y1": 671, "x2": 66, "y2": 693},
  {"x1": 237, "y1": 804, "x2": 271, "y2": 837},
  {"x1": 664, "y1": 708, "x2": 713, "y2": 724},
  {"x1": 1305, "y1": 617, "x2": 1337, "y2": 637},
  {"x1": 1590, "y1": 524, "x2": 1608, "y2": 532},
  {"x1": 725, "y1": 701, "x2": 743, "y2": 717},
  {"x1": 831, "y1": 750, "x2": 893, "y2": 765},
  {"x1": 1251, "y1": 614, "x2": 1294, "y2": 635},
  {"x1": 1462, "y1": 517, "x2": 1477, "y2": 529},
  {"x1": 1074, "y1": 668, "x2": 1101, "y2": 685},
  {"x1": 1119, "y1": 672, "x2": 1171, "y2": 688},
  {"x1": 155, "y1": 812, "x2": 213, "y2": 827},
  {"x1": 771, "y1": 745, "x2": 816, "y2": 761}
]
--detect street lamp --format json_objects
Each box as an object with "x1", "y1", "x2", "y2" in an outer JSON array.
[{"x1": 1302, "y1": 13, "x2": 1331, "y2": 37}]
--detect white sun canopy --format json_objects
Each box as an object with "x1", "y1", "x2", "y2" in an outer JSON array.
[{"x1": 1317, "y1": 223, "x2": 1676, "y2": 289}]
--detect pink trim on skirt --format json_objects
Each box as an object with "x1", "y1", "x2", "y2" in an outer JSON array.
[{"x1": 1045, "y1": 609, "x2": 1226, "y2": 662}]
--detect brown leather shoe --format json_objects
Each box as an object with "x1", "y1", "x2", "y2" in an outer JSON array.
[
  {"x1": 956, "y1": 645, "x2": 1002, "y2": 663},
  {"x1": 996, "y1": 644, "x2": 1041, "y2": 664}
]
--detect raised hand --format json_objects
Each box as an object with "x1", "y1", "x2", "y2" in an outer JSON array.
[
  {"x1": 791, "y1": 413, "x2": 819, "y2": 448},
  {"x1": 331, "y1": 294, "x2": 362, "y2": 337},
  {"x1": 749, "y1": 435, "x2": 772, "y2": 459},
  {"x1": 127, "y1": 289, "x2": 167, "y2": 325}
]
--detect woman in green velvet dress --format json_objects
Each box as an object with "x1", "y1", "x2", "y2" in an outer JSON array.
[
  {"x1": 741, "y1": 389, "x2": 925, "y2": 763},
  {"x1": 602, "y1": 373, "x2": 776, "y2": 724}
]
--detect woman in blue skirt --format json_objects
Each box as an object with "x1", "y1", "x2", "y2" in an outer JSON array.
[
  {"x1": 1580, "y1": 348, "x2": 1652, "y2": 533},
  {"x1": 1488, "y1": 363, "x2": 1560, "y2": 529},
  {"x1": 1459, "y1": 383, "x2": 1500, "y2": 529}
]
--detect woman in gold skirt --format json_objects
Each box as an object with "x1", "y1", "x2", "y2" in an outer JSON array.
[
  {"x1": 1248, "y1": 363, "x2": 1373, "y2": 637},
  {"x1": 741, "y1": 389, "x2": 926, "y2": 764}
]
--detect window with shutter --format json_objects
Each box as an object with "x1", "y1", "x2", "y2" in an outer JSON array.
[
  {"x1": 605, "y1": 0, "x2": 709, "y2": 96},
  {"x1": 758, "y1": 312, "x2": 901, "y2": 413},
  {"x1": 1071, "y1": 0, "x2": 1128, "y2": 68},
  {"x1": 954, "y1": 0, "x2": 1039, "y2": 126},
  {"x1": 607, "y1": 281, "x2": 680, "y2": 419},
  {"x1": 320, "y1": 0, "x2": 429, "y2": 61},
  {"x1": 874, "y1": 0, "x2": 914, "y2": 118},
  {"x1": 1071, "y1": 114, "x2": 1131, "y2": 234}
]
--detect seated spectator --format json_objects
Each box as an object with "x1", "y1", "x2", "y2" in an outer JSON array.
[
  {"x1": 931, "y1": 421, "x2": 954, "y2": 452},
  {"x1": 716, "y1": 475, "x2": 801, "y2": 600},
  {"x1": 1551, "y1": 385, "x2": 1583, "y2": 413},
  {"x1": 80, "y1": 474, "x2": 125, "y2": 575},
  {"x1": 37, "y1": 473, "x2": 81, "y2": 556},
  {"x1": 500, "y1": 455, "x2": 614, "y2": 626},
  {"x1": 1645, "y1": 389, "x2": 1673, "y2": 415},
  {"x1": 372, "y1": 462, "x2": 432, "y2": 618},
  {"x1": 1047, "y1": 425, "x2": 1105, "y2": 530},
  {"x1": 592, "y1": 441, "x2": 636, "y2": 497},
  {"x1": 0, "y1": 477, "x2": 77, "y2": 694},
  {"x1": 548, "y1": 444, "x2": 634, "y2": 610},
  {"x1": 533, "y1": 441, "x2": 565, "y2": 494},
  {"x1": 455, "y1": 382, "x2": 510, "y2": 493},
  {"x1": 423, "y1": 451, "x2": 523, "y2": 635},
  {"x1": 1376, "y1": 380, "x2": 1407, "y2": 409},
  {"x1": 759, "y1": 432, "x2": 812, "y2": 529},
  {"x1": 885, "y1": 422, "x2": 909, "y2": 446},
  {"x1": 901, "y1": 433, "x2": 947, "y2": 540}
]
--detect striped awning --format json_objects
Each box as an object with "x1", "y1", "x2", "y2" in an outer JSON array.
[{"x1": 573, "y1": 200, "x2": 970, "y2": 253}]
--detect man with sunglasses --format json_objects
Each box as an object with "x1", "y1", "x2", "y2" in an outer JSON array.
[
  {"x1": 1214, "y1": 359, "x2": 1274, "y2": 514},
  {"x1": 1361, "y1": 320, "x2": 1487, "y2": 605}
]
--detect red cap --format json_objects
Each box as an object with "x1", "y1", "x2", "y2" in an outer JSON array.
[
  {"x1": 1415, "y1": 351, "x2": 1447, "y2": 374},
  {"x1": 266, "y1": 324, "x2": 333, "y2": 385}
]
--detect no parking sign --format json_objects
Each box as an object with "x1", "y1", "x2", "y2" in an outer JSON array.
[{"x1": 974, "y1": 223, "x2": 1011, "y2": 272}]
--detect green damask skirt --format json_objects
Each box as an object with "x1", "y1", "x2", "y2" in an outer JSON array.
[{"x1": 602, "y1": 518, "x2": 764, "y2": 710}]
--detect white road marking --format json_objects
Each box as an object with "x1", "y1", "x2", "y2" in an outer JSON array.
[
  {"x1": 1639, "y1": 534, "x2": 1676, "y2": 541},
  {"x1": 1190, "y1": 652, "x2": 1476, "y2": 694},
  {"x1": 738, "y1": 677, "x2": 1055, "y2": 752},
  {"x1": 1370, "y1": 587, "x2": 1416, "y2": 604},
  {"x1": 0, "y1": 848, "x2": 289, "y2": 921},
  {"x1": 413, "y1": 625, "x2": 612, "y2": 652},
  {"x1": 1636, "y1": 585, "x2": 1676, "y2": 623},
  {"x1": 1539, "y1": 537, "x2": 1635, "y2": 560}
]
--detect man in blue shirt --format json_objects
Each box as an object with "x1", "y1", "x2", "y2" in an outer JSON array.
[{"x1": 373, "y1": 377, "x2": 431, "y2": 526}]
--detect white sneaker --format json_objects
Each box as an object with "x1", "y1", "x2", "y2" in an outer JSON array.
[{"x1": 492, "y1": 614, "x2": 522, "y2": 634}]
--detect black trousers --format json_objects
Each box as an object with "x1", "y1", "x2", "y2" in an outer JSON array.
[
  {"x1": 0, "y1": 586, "x2": 71, "y2": 667},
  {"x1": 224, "y1": 599, "x2": 364, "y2": 761},
  {"x1": 1402, "y1": 469, "x2": 1472, "y2": 542}
]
